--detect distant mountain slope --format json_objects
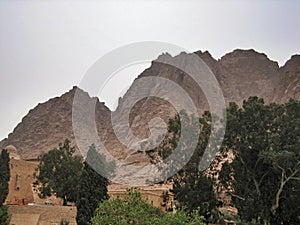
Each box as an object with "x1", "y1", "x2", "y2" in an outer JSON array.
[
  {"x1": 0, "y1": 49, "x2": 299, "y2": 163},
  {"x1": 0, "y1": 87, "x2": 111, "y2": 159}
]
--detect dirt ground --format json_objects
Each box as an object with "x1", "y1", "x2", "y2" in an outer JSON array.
[{"x1": 8, "y1": 205, "x2": 77, "y2": 225}]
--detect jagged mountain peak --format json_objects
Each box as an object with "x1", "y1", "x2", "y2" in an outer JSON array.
[
  {"x1": 1, "y1": 49, "x2": 299, "y2": 163},
  {"x1": 220, "y1": 49, "x2": 279, "y2": 68},
  {"x1": 221, "y1": 48, "x2": 267, "y2": 59},
  {"x1": 194, "y1": 50, "x2": 214, "y2": 58},
  {"x1": 0, "y1": 85, "x2": 111, "y2": 159},
  {"x1": 282, "y1": 54, "x2": 300, "y2": 68}
]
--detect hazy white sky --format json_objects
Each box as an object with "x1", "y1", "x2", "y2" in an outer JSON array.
[{"x1": 0, "y1": 0, "x2": 300, "y2": 140}]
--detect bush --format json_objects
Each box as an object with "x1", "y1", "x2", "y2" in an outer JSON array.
[
  {"x1": 60, "y1": 218, "x2": 70, "y2": 225},
  {"x1": 0, "y1": 206, "x2": 9, "y2": 225},
  {"x1": 91, "y1": 189, "x2": 205, "y2": 225}
]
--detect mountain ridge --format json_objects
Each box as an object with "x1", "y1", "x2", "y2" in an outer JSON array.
[{"x1": 1, "y1": 49, "x2": 299, "y2": 163}]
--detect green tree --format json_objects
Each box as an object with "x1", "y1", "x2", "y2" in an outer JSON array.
[
  {"x1": 91, "y1": 189, "x2": 205, "y2": 225},
  {"x1": 0, "y1": 149, "x2": 10, "y2": 206},
  {"x1": 34, "y1": 141, "x2": 111, "y2": 224},
  {"x1": 152, "y1": 111, "x2": 220, "y2": 223},
  {"x1": 172, "y1": 172, "x2": 219, "y2": 222},
  {"x1": 76, "y1": 159, "x2": 109, "y2": 224},
  {"x1": 91, "y1": 189, "x2": 161, "y2": 225},
  {"x1": 76, "y1": 144, "x2": 114, "y2": 225},
  {"x1": 146, "y1": 110, "x2": 202, "y2": 180},
  {"x1": 0, "y1": 149, "x2": 10, "y2": 225},
  {"x1": 0, "y1": 206, "x2": 9, "y2": 225},
  {"x1": 34, "y1": 139, "x2": 83, "y2": 205},
  {"x1": 221, "y1": 97, "x2": 300, "y2": 225}
]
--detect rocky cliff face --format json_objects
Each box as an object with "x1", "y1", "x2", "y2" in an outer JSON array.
[
  {"x1": 0, "y1": 49, "x2": 299, "y2": 165},
  {"x1": 218, "y1": 49, "x2": 281, "y2": 105},
  {"x1": 0, "y1": 87, "x2": 112, "y2": 159},
  {"x1": 114, "y1": 50, "x2": 299, "y2": 153},
  {"x1": 277, "y1": 55, "x2": 300, "y2": 102}
]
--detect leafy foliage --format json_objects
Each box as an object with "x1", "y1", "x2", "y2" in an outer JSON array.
[
  {"x1": 76, "y1": 160, "x2": 109, "y2": 225},
  {"x1": 0, "y1": 149, "x2": 10, "y2": 206},
  {"x1": 91, "y1": 189, "x2": 205, "y2": 225},
  {"x1": 148, "y1": 97, "x2": 299, "y2": 225},
  {"x1": 0, "y1": 206, "x2": 9, "y2": 225},
  {"x1": 151, "y1": 111, "x2": 220, "y2": 223},
  {"x1": 34, "y1": 139, "x2": 83, "y2": 205},
  {"x1": 172, "y1": 112, "x2": 219, "y2": 222},
  {"x1": 0, "y1": 149, "x2": 10, "y2": 225},
  {"x1": 173, "y1": 172, "x2": 219, "y2": 222},
  {"x1": 220, "y1": 97, "x2": 300, "y2": 225},
  {"x1": 76, "y1": 144, "x2": 115, "y2": 225},
  {"x1": 146, "y1": 110, "x2": 202, "y2": 180},
  {"x1": 34, "y1": 140, "x2": 111, "y2": 224}
]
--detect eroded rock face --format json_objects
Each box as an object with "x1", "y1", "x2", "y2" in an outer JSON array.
[
  {"x1": 0, "y1": 87, "x2": 112, "y2": 160},
  {"x1": 277, "y1": 55, "x2": 300, "y2": 102},
  {"x1": 0, "y1": 49, "x2": 299, "y2": 167},
  {"x1": 218, "y1": 49, "x2": 281, "y2": 105}
]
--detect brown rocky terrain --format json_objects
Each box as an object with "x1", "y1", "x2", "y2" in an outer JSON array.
[
  {"x1": 0, "y1": 87, "x2": 112, "y2": 160},
  {"x1": 277, "y1": 55, "x2": 300, "y2": 102},
  {"x1": 0, "y1": 49, "x2": 299, "y2": 169}
]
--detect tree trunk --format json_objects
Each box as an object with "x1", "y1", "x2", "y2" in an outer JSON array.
[
  {"x1": 263, "y1": 218, "x2": 270, "y2": 225},
  {"x1": 271, "y1": 180, "x2": 284, "y2": 213},
  {"x1": 63, "y1": 196, "x2": 67, "y2": 206}
]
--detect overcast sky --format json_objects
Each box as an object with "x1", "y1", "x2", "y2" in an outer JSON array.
[{"x1": 0, "y1": 0, "x2": 299, "y2": 140}]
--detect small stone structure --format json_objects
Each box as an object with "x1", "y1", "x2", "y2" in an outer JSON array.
[{"x1": 107, "y1": 183, "x2": 174, "y2": 211}]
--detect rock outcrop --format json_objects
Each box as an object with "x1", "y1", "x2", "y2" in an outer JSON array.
[{"x1": 0, "y1": 87, "x2": 110, "y2": 159}]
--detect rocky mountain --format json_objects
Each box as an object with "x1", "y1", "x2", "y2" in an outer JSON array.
[
  {"x1": 1, "y1": 49, "x2": 299, "y2": 167},
  {"x1": 277, "y1": 55, "x2": 300, "y2": 102},
  {"x1": 0, "y1": 88, "x2": 108, "y2": 159}
]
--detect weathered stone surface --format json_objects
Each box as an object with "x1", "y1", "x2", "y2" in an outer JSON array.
[{"x1": 276, "y1": 55, "x2": 300, "y2": 102}]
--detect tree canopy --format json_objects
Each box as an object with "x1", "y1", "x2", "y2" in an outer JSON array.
[
  {"x1": 76, "y1": 160, "x2": 109, "y2": 225},
  {"x1": 34, "y1": 139, "x2": 83, "y2": 205},
  {"x1": 0, "y1": 149, "x2": 10, "y2": 225},
  {"x1": 146, "y1": 110, "x2": 221, "y2": 223},
  {"x1": 0, "y1": 149, "x2": 10, "y2": 207},
  {"x1": 220, "y1": 97, "x2": 300, "y2": 225},
  {"x1": 91, "y1": 189, "x2": 205, "y2": 225},
  {"x1": 147, "y1": 97, "x2": 299, "y2": 225},
  {"x1": 34, "y1": 140, "x2": 111, "y2": 224}
]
